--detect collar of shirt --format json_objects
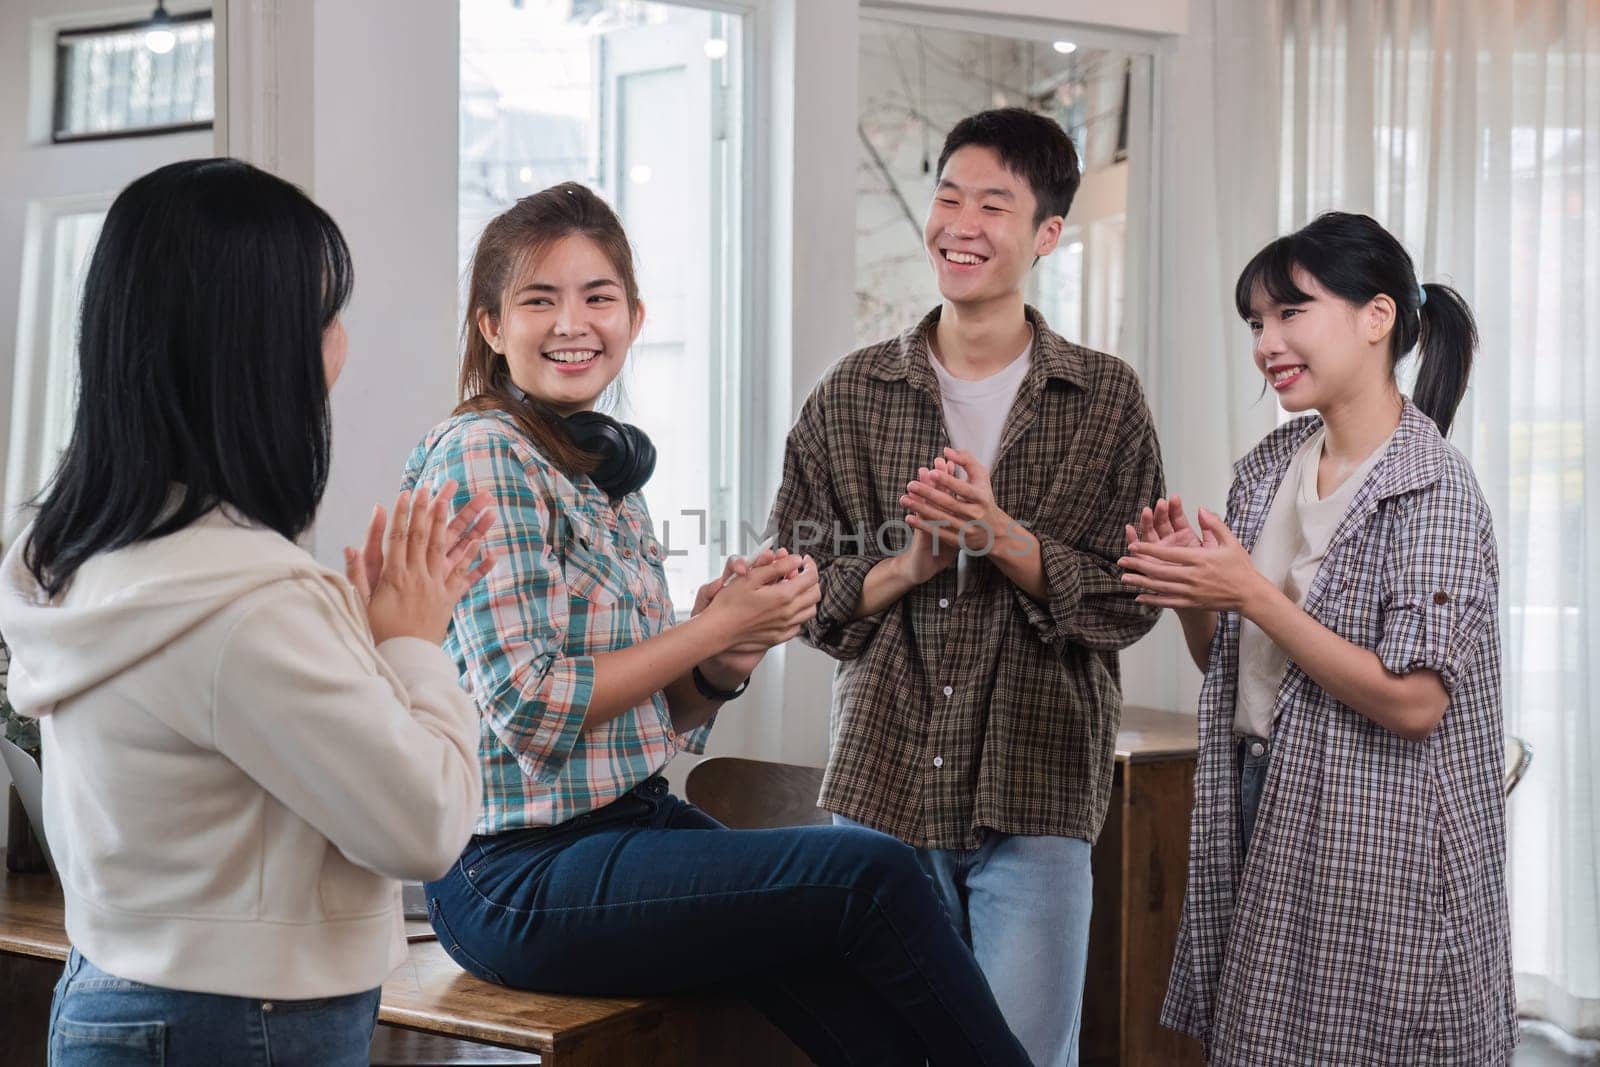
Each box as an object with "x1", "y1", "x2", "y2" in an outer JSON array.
[
  {"x1": 1232, "y1": 398, "x2": 1448, "y2": 506},
  {"x1": 868, "y1": 305, "x2": 1089, "y2": 402}
]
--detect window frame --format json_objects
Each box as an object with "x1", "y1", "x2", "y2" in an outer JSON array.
[
  {"x1": 455, "y1": 0, "x2": 760, "y2": 616},
  {"x1": 857, "y1": 4, "x2": 1163, "y2": 384},
  {"x1": 3, "y1": 193, "x2": 115, "y2": 545},
  {"x1": 51, "y1": 9, "x2": 215, "y2": 145}
]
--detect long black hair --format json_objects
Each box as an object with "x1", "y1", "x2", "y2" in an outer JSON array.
[
  {"x1": 24, "y1": 158, "x2": 353, "y2": 596},
  {"x1": 1235, "y1": 211, "x2": 1477, "y2": 436}
]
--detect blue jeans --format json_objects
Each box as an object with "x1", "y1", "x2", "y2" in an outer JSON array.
[
  {"x1": 425, "y1": 775, "x2": 1030, "y2": 1067},
  {"x1": 1238, "y1": 734, "x2": 1271, "y2": 856},
  {"x1": 48, "y1": 948, "x2": 380, "y2": 1066},
  {"x1": 838, "y1": 816, "x2": 1092, "y2": 1067}
]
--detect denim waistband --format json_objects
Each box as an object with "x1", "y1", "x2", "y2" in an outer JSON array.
[{"x1": 473, "y1": 774, "x2": 670, "y2": 851}]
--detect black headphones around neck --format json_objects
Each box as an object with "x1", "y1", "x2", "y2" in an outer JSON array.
[
  {"x1": 562, "y1": 409, "x2": 657, "y2": 500},
  {"x1": 506, "y1": 382, "x2": 656, "y2": 500}
]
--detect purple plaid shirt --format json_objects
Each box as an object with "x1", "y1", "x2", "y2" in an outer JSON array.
[{"x1": 1162, "y1": 400, "x2": 1517, "y2": 1064}]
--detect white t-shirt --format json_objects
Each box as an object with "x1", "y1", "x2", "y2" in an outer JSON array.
[
  {"x1": 928, "y1": 336, "x2": 1032, "y2": 593},
  {"x1": 1233, "y1": 426, "x2": 1394, "y2": 738}
]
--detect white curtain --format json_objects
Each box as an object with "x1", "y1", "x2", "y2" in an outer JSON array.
[{"x1": 1165, "y1": 0, "x2": 1600, "y2": 1038}]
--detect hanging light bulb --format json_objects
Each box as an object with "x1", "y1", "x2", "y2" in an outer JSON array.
[{"x1": 145, "y1": 0, "x2": 176, "y2": 55}]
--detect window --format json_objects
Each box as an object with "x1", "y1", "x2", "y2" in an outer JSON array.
[
  {"x1": 4, "y1": 202, "x2": 109, "y2": 543},
  {"x1": 52, "y1": 13, "x2": 214, "y2": 143},
  {"x1": 460, "y1": 0, "x2": 747, "y2": 613},
  {"x1": 855, "y1": 16, "x2": 1134, "y2": 356}
]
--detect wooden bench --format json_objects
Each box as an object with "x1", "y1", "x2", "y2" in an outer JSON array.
[{"x1": 0, "y1": 858, "x2": 806, "y2": 1066}]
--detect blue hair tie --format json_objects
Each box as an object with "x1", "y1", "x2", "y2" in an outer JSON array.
[{"x1": 1418, "y1": 285, "x2": 1428, "y2": 306}]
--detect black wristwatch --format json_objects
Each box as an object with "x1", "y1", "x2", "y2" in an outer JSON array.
[{"x1": 692, "y1": 664, "x2": 750, "y2": 702}]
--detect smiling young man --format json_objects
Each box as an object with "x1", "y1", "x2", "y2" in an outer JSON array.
[{"x1": 768, "y1": 109, "x2": 1165, "y2": 1066}]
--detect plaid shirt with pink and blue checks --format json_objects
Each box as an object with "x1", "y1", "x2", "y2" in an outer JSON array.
[{"x1": 401, "y1": 409, "x2": 709, "y2": 834}]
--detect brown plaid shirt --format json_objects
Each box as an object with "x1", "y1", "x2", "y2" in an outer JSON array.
[{"x1": 767, "y1": 306, "x2": 1164, "y2": 850}]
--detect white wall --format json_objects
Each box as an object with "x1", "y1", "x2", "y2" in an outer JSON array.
[
  {"x1": 762, "y1": 0, "x2": 863, "y2": 770},
  {"x1": 307, "y1": 2, "x2": 462, "y2": 561},
  {"x1": 214, "y1": 0, "x2": 459, "y2": 563}
]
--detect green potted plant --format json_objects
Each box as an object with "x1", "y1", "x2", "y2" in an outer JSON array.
[{"x1": 2, "y1": 629, "x2": 49, "y2": 873}]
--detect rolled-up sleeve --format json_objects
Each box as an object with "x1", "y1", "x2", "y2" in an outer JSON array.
[
  {"x1": 1016, "y1": 391, "x2": 1164, "y2": 651},
  {"x1": 421, "y1": 428, "x2": 595, "y2": 784},
  {"x1": 1376, "y1": 480, "x2": 1497, "y2": 694}
]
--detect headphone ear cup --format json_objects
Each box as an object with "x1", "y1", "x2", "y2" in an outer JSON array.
[
  {"x1": 562, "y1": 411, "x2": 656, "y2": 499},
  {"x1": 564, "y1": 411, "x2": 625, "y2": 461},
  {"x1": 618, "y1": 423, "x2": 657, "y2": 494}
]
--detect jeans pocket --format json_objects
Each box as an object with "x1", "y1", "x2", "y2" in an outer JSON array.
[
  {"x1": 428, "y1": 896, "x2": 507, "y2": 987},
  {"x1": 51, "y1": 1018, "x2": 165, "y2": 1066}
]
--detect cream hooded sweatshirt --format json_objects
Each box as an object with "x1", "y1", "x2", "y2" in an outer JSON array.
[{"x1": 0, "y1": 508, "x2": 482, "y2": 1000}]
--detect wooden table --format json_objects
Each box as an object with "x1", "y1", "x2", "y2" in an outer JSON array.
[
  {"x1": 0, "y1": 857, "x2": 804, "y2": 1065},
  {"x1": 1082, "y1": 705, "x2": 1206, "y2": 1066}
]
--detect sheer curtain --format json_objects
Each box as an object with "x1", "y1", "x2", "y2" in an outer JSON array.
[{"x1": 1259, "y1": 0, "x2": 1600, "y2": 1037}]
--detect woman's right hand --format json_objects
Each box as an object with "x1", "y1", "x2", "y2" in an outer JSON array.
[
  {"x1": 345, "y1": 480, "x2": 498, "y2": 645},
  {"x1": 702, "y1": 551, "x2": 821, "y2": 651},
  {"x1": 1125, "y1": 494, "x2": 1201, "y2": 553}
]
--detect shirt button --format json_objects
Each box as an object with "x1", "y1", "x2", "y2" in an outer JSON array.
[
  {"x1": 623, "y1": 548, "x2": 635, "y2": 559},
  {"x1": 1433, "y1": 591, "x2": 1450, "y2": 605},
  {"x1": 933, "y1": 756, "x2": 944, "y2": 768},
  {"x1": 938, "y1": 598, "x2": 950, "y2": 609},
  {"x1": 1249, "y1": 741, "x2": 1266, "y2": 757},
  {"x1": 942, "y1": 685, "x2": 953, "y2": 697}
]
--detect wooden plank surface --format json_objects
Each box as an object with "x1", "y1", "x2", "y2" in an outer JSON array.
[
  {"x1": 683, "y1": 757, "x2": 831, "y2": 829},
  {"x1": 380, "y1": 937, "x2": 650, "y2": 1052},
  {"x1": 1116, "y1": 705, "x2": 1199, "y2": 763},
  {"x1": 0, "y1": 864, "x2": 66, "y2": 962}
]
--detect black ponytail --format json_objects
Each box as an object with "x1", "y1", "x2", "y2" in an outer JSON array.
[
  {"x1": 1235, "y1": 211, "x2": 1479, "y2": 436},
  {"x1": 1412, "y1": 282, "x2": 1477, "y2": 437}
]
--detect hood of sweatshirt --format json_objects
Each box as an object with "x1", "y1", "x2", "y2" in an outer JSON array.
[{"x1": 0, "y1": 508, "x2": 362, "y2": 716}]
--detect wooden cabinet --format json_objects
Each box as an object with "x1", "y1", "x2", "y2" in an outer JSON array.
[{"x1": 1083, "y1": 706, "x2": 1207, "y2": 1066}]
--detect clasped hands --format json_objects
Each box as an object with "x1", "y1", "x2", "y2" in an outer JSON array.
[
  {"x1": 896, "y1": 447, "x2": 1030, "y2": 581},
  {"x1": 1117, "y1": 495, "x2": 1269, "y2": 614}
]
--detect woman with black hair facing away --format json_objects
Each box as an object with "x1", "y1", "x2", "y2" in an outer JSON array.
[
  {"x1": 0, "y1": 159, "x2": 497, "y2": 1065},
  {"x1": 403, "y1": 182, "x2": 1031, "y2": 1066},
  {"x1": 1120, "y1": 212, "x2": 1515, "y2": 1064}
]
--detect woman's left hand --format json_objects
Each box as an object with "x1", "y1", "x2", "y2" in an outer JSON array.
[{"x1": 1116, "y1": 507, "x2": 1270, "y2": 613}]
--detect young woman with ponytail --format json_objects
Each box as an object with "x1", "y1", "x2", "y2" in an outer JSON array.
[
  {"x1": 1120, "y1": 212, "x2": 1516, "y2": 1063},
  {"x1": 398, "y1": 183, "x2": 1030, "y2": 1066}
]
